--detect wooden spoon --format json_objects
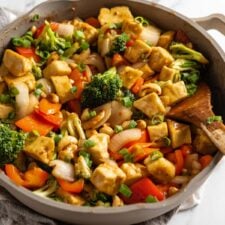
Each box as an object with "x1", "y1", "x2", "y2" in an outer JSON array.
[{"x1": 167, "y1": 82, "x2": 225, "y2": 154}]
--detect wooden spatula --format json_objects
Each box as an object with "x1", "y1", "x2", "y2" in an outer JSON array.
[{"x1": 167, "y1": 83, "x2": 225, "y2": 154}]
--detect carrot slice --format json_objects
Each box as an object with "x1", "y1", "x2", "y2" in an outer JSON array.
[
  {"x1": 15, "y1": 113, "x2": 54, "y2": 136},
  {"x1": 57, "y1": 179, "x2": 84, "y2": 193},
  {"x1": 39, "y1": 98, "x2": 61, "y2": 115},
  {"x1": 199, "y1": 155, "x2": 213, "y2": 169},
  {"x1": 5, "y1": 164, "x2": 25, "y2": 186},
  {"x1": 174, "y1": 149, "x2": 184, "y2": 175},
  {"x1": 131, "y1": 77, "x2": 144, "y2": 94}
]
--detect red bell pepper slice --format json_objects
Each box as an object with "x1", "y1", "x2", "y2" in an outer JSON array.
[
  {"x1": 122, "y1": 177, "x2": 164, "y2": 204},
  {"x1": 16, "y1": 47, "x2": 40, "y2": 62}
]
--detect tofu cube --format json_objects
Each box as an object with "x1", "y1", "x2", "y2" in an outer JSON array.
[
  {"x1": 157, "y1": 31, "x2": 175, "y2": 49},
  {"x1": 0, "y1": 64, "x2": 10, "y2": 79},
  {"x1": 161, "y1": 81, "x2": 188, "y2": 105},
  {"x1": 3, "y1": 72, "x2": 35, "y2": 91},
  {"x1": 159, "y1": 66, "x2": 178, "y2": 82},
  {"x1": 24, "y1": 136, "x2": 55, "y2": 164},
  {"x1": 144, "y1": 157, "x2": 175, "y2": 182},
  {"x1": 148, "y1": 47, "x2": 174, "y2": 72},
  {"x1": 134, "y1": 92, "x2": 166, "y2": 118},
  {"x1": 133, "y1": 63, "x2": 155, "y2": 80},
  {"x1": 120, "y1": 163, "x2": 143, "y2": 185},
  {"x1": 88, "y1": 133, "x2": 110, "y2": 165},
  {"x1": 147, "y1": 122, "x2": 168, "y2": 142},
  {"x1": 51, "y1": 76, "x2": 74, "y2": 103},
  {"x1": 122, "y1": 19, "x2": 143, "y2": 38},
  {"x1": 43, "y1": 60, "x2": 71, "y2": 79},
  {"x1": 0, "y1": 104, "x2": 14, "y2": 119},
  {"x1": 167, "y1": 119, "x2": 192, "y2": 148},
  {"x1": 98, "y1": 6, "x2": 133, "y2": 26},
  {"x1": 124, "y1": 39, "x2": 152, "y2": 63},
  {"x1": 3, "y1": 49, "x2": 32, "y2": 77},
  {"x1": 119, "y1": 66, "x2": 143, "y2": 89},
  {"x1": 73, "y1": 20, "x2": 98, "y2": 43},
  {"x1": 91, "y1": 162, "x2": 126, "y2": 195},
  {"x1": 56, "y1": 188, "x2": 85, "y2": 206}
]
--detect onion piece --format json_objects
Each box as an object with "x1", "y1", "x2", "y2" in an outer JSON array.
[
  {"x1": 109, "y1": 128, "x2": 142, "y2": 152},
  {"x1": 26, "y1": 93, "x2": 39, "y2": 115},
  {"x1": 49, "y1": 160, "x2": 75, "y2": 182},
  {"x1": 139, "y1": 25, "x2": 161, "y2": 46},
  {"x1": 99, "y1": 38, "x2": 111, "y2": 57},
  {"x1": 14, "y1": 82, "x2": 29, "y2": 119},
  {"x1": 56, "y1": 23, "x2": 74, "y2": 38},
  {"x1": 85, "y1": 53, "x2": 106, "y2": 73},
  {"x1": 36, "y1": 78, "x2": 54, "y2": 95},
  {"x1": 108, "y1": 101, "x2": 132, "y2": 127}
]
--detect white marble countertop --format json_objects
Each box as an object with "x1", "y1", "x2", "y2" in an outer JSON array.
[{"x1": 1, "y1": 0, "x2": 225, "y2": 225}]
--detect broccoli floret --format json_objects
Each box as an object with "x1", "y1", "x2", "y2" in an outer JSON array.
[
  {"x1": 81, "y1": 67, "x2": 122, "y2": 108},
  {"x1": 171, "y1": 59, "x2": 201, "y2": 96},
  {"x1": 170, "y1": 43, "x2": 209, "y2": 64},
  {"x1": 109, "y1": 33, "x2": 129, "y2": 56},
  {"x1": 117, "y1": 89, "x2": 135, "y2": 108},
  {"x1": 33, "y1": 178, "x2": 58, "y2": 199},
  {"x1": 0, "y1": 123, "x2": 26, "y2": 167}
]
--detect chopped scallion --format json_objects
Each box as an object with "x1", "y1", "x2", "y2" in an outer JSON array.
[
  {"x1": 83, "y1": 139, "x2": 96, "y2": 149},
  {"x1": 119, "y1": 184, "x2": 132, "y2": 198},
  {"x1": 206, "y1": 115, "x2": 223, "y2": 124},
  {"x1": 114, "y1": 125, "x2": 123, "y2": 133},
  {"x1": 145, "y1": 195, "x2": 158, "y2": 203}
]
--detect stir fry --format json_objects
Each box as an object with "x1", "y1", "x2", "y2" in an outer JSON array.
[{"x1": 0, "y1": 6, "x2": 220, "y2": 206}]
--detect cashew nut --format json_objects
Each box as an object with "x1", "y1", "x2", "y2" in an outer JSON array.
[
  {"x1": 139, "y1": 83, "x2": 162, "y2": 97},
  {"x1": 82, "y1": 110, "x2": 105, "y2": 130}
]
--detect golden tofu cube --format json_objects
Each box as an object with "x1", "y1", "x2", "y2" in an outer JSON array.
[
  {"x1": 122, "y1": 19, "x2": 143, "y2": 38},
  {"x1": 134, "y1": 63, "x2": 155, "y2": 80},
  {"x1": 157, "y1": 31, "x2": 175, "y2": 49},
  {"x1": 88, "y1": 133, "x2": 110, "y2": 165},
  {"x1": 3, "y1": 72, "x2": 35, "y2": 91},
  {"x1": 56, "y1": 188, "x2": 85, "y2": 206},
  {"x1": 24, "y1": 136, "x2": 55, "y2": 164},
  {"x1": 148, "y1": 47, "x2": 174, "y2": 72},
  {"x1": 43, "y1": 60, "x2": 71, "y2": 79},
  {"x1": 134, "y1": 92, "x2": 166, "y2": 118},
  {"x1": 144, "y1": 157, "x2": 175, "y2": 182},
  {"x1": 98, "y1": 6, "x2": 133, "y2": 26},
  {"x1": 0, "y1": 64, "x2": 10, "y2": 79},
  {"x1": 161, "y1": 81, "x2": 188, "y2": 105},
  {"x1": 0, "y1": 104, "x2": 14, "y2": 119},
  {"x1": 3, "y1": 49, "x2": 32, "y2": 77},
  {"x1": 120, "y1": 163, "x2": 143, "y2": 185},
  {"x1": 91, "y1": 163, "x2": 126, "y2": 196},
  {"x1": 124, "y1": 39, "x2": 152, "y2": 63},
  {"x1": 51, "y1": 76, "x2": 74, "y2": 103},
  {"x1": 119, "y1": 66, "x2": 143, "y2": 89},
  {"x1": 167, "y1": 119, "x2": 192, "y2": 148},
  {"x1": 147, "y1": 122, "x2": 168, "y2": 142},
  {"x1": 73, "y1": 20, "x2": 98, "y2": 43},
  {"x1": 159, "y1": 66, "x2": 179, "y2": 82}
]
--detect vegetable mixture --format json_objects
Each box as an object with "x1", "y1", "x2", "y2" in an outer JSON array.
[{"x1": 0, "y1": 6, "x2": 219, "y2": 206}]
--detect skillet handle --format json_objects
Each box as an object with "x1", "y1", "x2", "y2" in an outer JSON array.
[{"x1": 194, "y1": 14, "x2": 225, "y2": 35}]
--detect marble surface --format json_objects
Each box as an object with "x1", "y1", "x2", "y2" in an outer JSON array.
[{"x1": 1, "y1": 0, "x2": 225, "y2": 225}]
